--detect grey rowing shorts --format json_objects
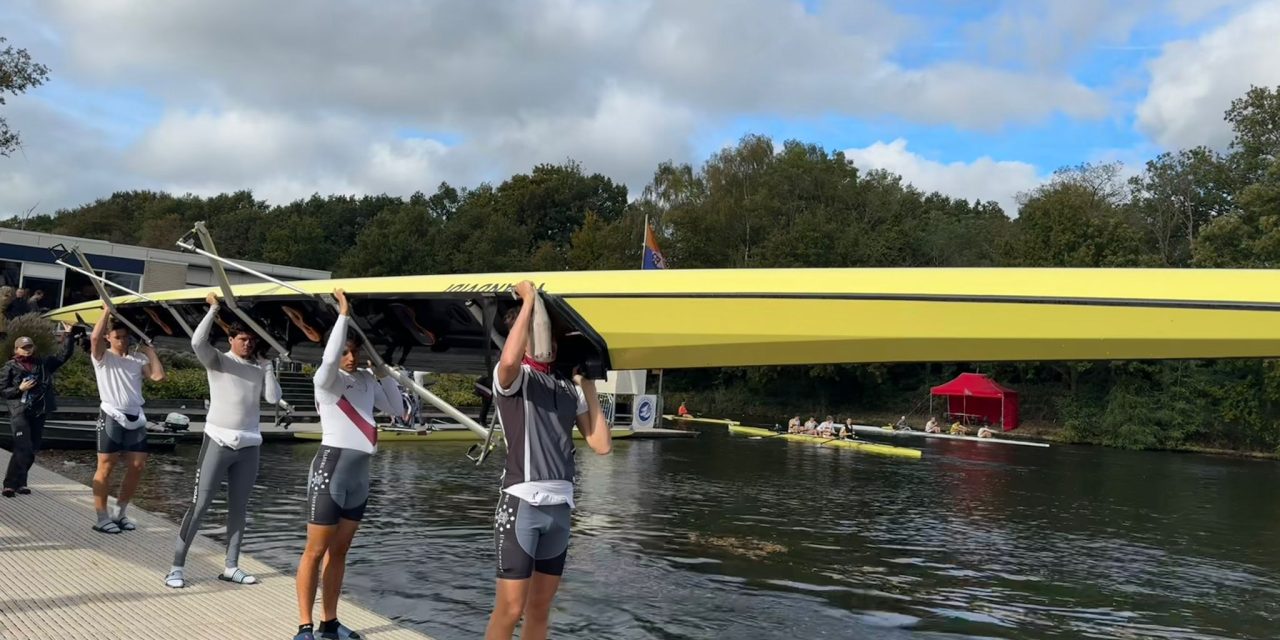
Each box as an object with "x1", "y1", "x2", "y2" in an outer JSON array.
[
  {"x1": 97, "y1": 412, "x2": 148, "y2": 454},
  {"x1": 494, "y1": 491, "x2": 570, "y2": 579}
]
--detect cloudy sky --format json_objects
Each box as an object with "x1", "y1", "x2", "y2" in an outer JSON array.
[{"x1": 2, "y1": 0, "x2": 1278, "y2": 218}]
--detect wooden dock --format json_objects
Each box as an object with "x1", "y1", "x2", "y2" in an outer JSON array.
[{"x1": 0, "y1": 449, "x2": 433, "y2": 640}]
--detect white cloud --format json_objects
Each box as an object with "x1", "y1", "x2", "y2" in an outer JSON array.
[
  {"x1": 958, "y1": 0, "x2": 1255, "y2": 70},
  {"x1": 962, "y1": 0, "x2": 1153, "y2": 69},
  {"x1": 12, "y1": 0, "x2": 1253, "y2": 217},
  {"x1": 0, "y1": 0, "x2": 1112, "y2": 215},
  {"x1": 474, "y1": 84, "x2": 698, "y2": 188},
  {"x1": 127, "y1": 109, "x2": 458, "y2": 203},
  {"x1": 0, "y1": 97, "x2": 138, "y2": 216},
  {"x1": 1136, "y1": 1, "x2": 1280, "y2": 151},
  {"x1": 844, "y1": 139, "x2": 1043, "y2": 215},
  {"x1": 1168, "y1": 0, "x2": 1254, "y2": 22},
  {"x1": 39, "y1": 0, "x2": 1104, "y2": 127}
]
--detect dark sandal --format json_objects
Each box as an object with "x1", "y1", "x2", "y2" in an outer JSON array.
[{"x1": 92, "y1": 521, "x2": 122, "y2": 534}]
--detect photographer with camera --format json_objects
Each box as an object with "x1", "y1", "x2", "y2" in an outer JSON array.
[{"x1": 2, "y1": 326, "x2": 78, "y2": 497}]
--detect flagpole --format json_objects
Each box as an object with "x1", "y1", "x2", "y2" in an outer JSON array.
[
  {"x1": 641, "y1": 213, "x2": 665, "y2": 426},
  {"x1": 641, "y1": 213, "x2": 648, "y2": 269}
]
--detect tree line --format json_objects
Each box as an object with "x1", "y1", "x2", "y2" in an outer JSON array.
[{"x1": 9, "y1": 85, "x2": 1280, "y2": 452}]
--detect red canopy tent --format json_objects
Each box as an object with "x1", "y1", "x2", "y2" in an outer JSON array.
[{"x1": 929, "y1": 373, "x2": 1020, "y2": 430}]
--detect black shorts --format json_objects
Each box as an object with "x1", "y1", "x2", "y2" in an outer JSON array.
[
  {"x1": 494, "y1": 491, "x2": 571, "y2": 580},
  {"x1": 97, "y1": 412, "x2": 148, "y2": 454},
  {"x1": 307, "y1": 445, "x2": 371, "y2": 525}
]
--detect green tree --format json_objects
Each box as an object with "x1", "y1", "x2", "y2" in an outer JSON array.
[
  {"x1": 1194, "y1": 85, "x2": 1280, "y2": 267},
  {"x1": 1005, "y1": 162, "x2": 1151, "y2": 267},
  {"x1": 567, "y1": 209, "x2": 643, "y2": 270},
  {"x1": 338, "y1": 199, "x2": 445, "y2": 277},
  {"x1": 492, "y1": 161, "x2": 628, "y2": 252},
  {"x1": 1129, "y1": 148, "x2": 1234, "y2": 267},
  {"x1": 432, "y1": 186, "x2": 530, "y2": 273},
  {"x1": 1224, "y1": 85, "x2": 1280, "y2": 180},
  {"x1": 0, "y1": 36, "x2": 50, "y2": 157}
]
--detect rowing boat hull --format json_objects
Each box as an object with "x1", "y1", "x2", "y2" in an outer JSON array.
[
  {"x1": 847, "y1": 424, "x2": 1050, "y2": 448},
  {"x1": 292, "y1": 427, "x2": 636, "y2": 443},
  {"x1": 47, "y1": 268, "x2": 1280, "y2": 370},
  {"x1": 0, "y1": 419, "x2": 178, "y2": 452},
  {"x1": 728, "y1": 424, "x2": 922, "y2": 459}
]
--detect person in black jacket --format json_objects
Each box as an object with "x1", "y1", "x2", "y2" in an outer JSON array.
[
  {"x1": 5, "y1": 288, "x2": 31, "y2": 320},
  {"x1": 3, "y1": 327, "x2": 77, "y2": 497}
]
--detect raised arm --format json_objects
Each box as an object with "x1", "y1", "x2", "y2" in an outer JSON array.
[
  {"x1": 574, "y1": 376, "x2": 612, "y2": 455},
  {"x1": 192, "y1": 292, "x2": 224, "y2": 371},
  {"x1": 261, "y1": 359, "x2": 282, "y2": 404},
  {"x1": 314, "y1": 290, "x2": 350, "y2": 392},
  {"x1": 496, "y1": 280, "x2": 537, "y2": 391},
  {"x1": 371, "y1": 366, "x2": 405, "y2": 417},
  {"x1": 142, "y1": 343, "x2": 166, "y2": 382},
  {"x1": 46, "y1": 323, "x2": 78, "y2": 373},
  {"x1": 91, "y1": 304, "x2": 109, "y2": 363}
]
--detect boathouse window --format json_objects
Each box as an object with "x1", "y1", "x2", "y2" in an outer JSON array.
[
  {"x1": 0, "y1": 260, "x2": 19, "y2": 288},
  {"x1": 20, "y1": 276, "x2": 63, "y2": 309},
  {"x1": 63, "y1": 269, "x2": 143, "y2": 306}
]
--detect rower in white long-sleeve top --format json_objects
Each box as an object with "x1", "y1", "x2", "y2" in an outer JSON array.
[
  {"x1": 166, "y1": 291, "x2": 282, "y2": 589},
  {"x1": 294, "y1": 288, "x2": 403, "y2": 640}
]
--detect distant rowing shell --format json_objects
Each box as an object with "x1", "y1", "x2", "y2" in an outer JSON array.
[
  {"x1": 728, "y1": 424, "x2": 922, "y2": 459},
  {"x1": 847, "y1": 424, "x2": 1050, "y2": 448}
]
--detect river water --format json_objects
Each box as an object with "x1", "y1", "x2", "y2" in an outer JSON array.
[{"x1": 42, "y1": 429, "x2": 1280, "y2": 639}]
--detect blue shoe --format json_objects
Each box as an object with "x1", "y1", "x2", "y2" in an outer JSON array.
[{"x1": 292, "y1": 631, "x2": 315, "y2": 640}]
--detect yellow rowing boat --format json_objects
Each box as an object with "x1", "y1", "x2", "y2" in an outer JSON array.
[
  {"x1": 728, "y1": 424, "x2": 922, "y2": 459},
  {"x1": 46, "y1": 268, "x2": 1280, "y2": 374}
]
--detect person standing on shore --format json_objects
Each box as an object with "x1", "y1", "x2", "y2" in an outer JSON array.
[
  {"x1": 2, "y1": 327, "x2": 77, "y2": 497},
  {"x1": 294, "y1": 289, "x2": 404, "y2": 640},
  {"x1": 166, "y1": 291, "x2": 281, "y2": 589},
  {"x1": 89, "y1": 305, "x2": 166, "y2": 533},
  {"x1": 485, "y1": 280, "x2": 612, "y2": 640}
]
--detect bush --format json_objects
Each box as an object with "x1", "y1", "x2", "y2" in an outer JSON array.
[
  {"x1": 145, "y1": 367, "x2": 209, "y2": 399},
  {"x1": 432, "y1": 373, "x2": 481, "y2": 407},
  {"x1": 1, "y1": 313, "x2": 61, "y2": 361},
  {"x1": 54, "y1": 348, "x2": 211, "y2": 400},
  {"x1": 156, "y1": 347, "x2": 202, "y2": 370},
  {"x1": 53, "y1": 356, "x2": 97, "y2": 398}
]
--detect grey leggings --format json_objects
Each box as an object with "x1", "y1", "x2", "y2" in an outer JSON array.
[{"x1": 172, "y1": 435, "x2": 260, "y2": 568}]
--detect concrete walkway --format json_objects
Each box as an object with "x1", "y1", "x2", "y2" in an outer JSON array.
[{"x1": 0, "y1": 449, "x2": 433, "y2": 640}]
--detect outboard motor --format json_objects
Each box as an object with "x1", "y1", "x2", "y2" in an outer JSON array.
[{"x1": 162, "y1": 412, "x2": 191, "y2": 433}]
